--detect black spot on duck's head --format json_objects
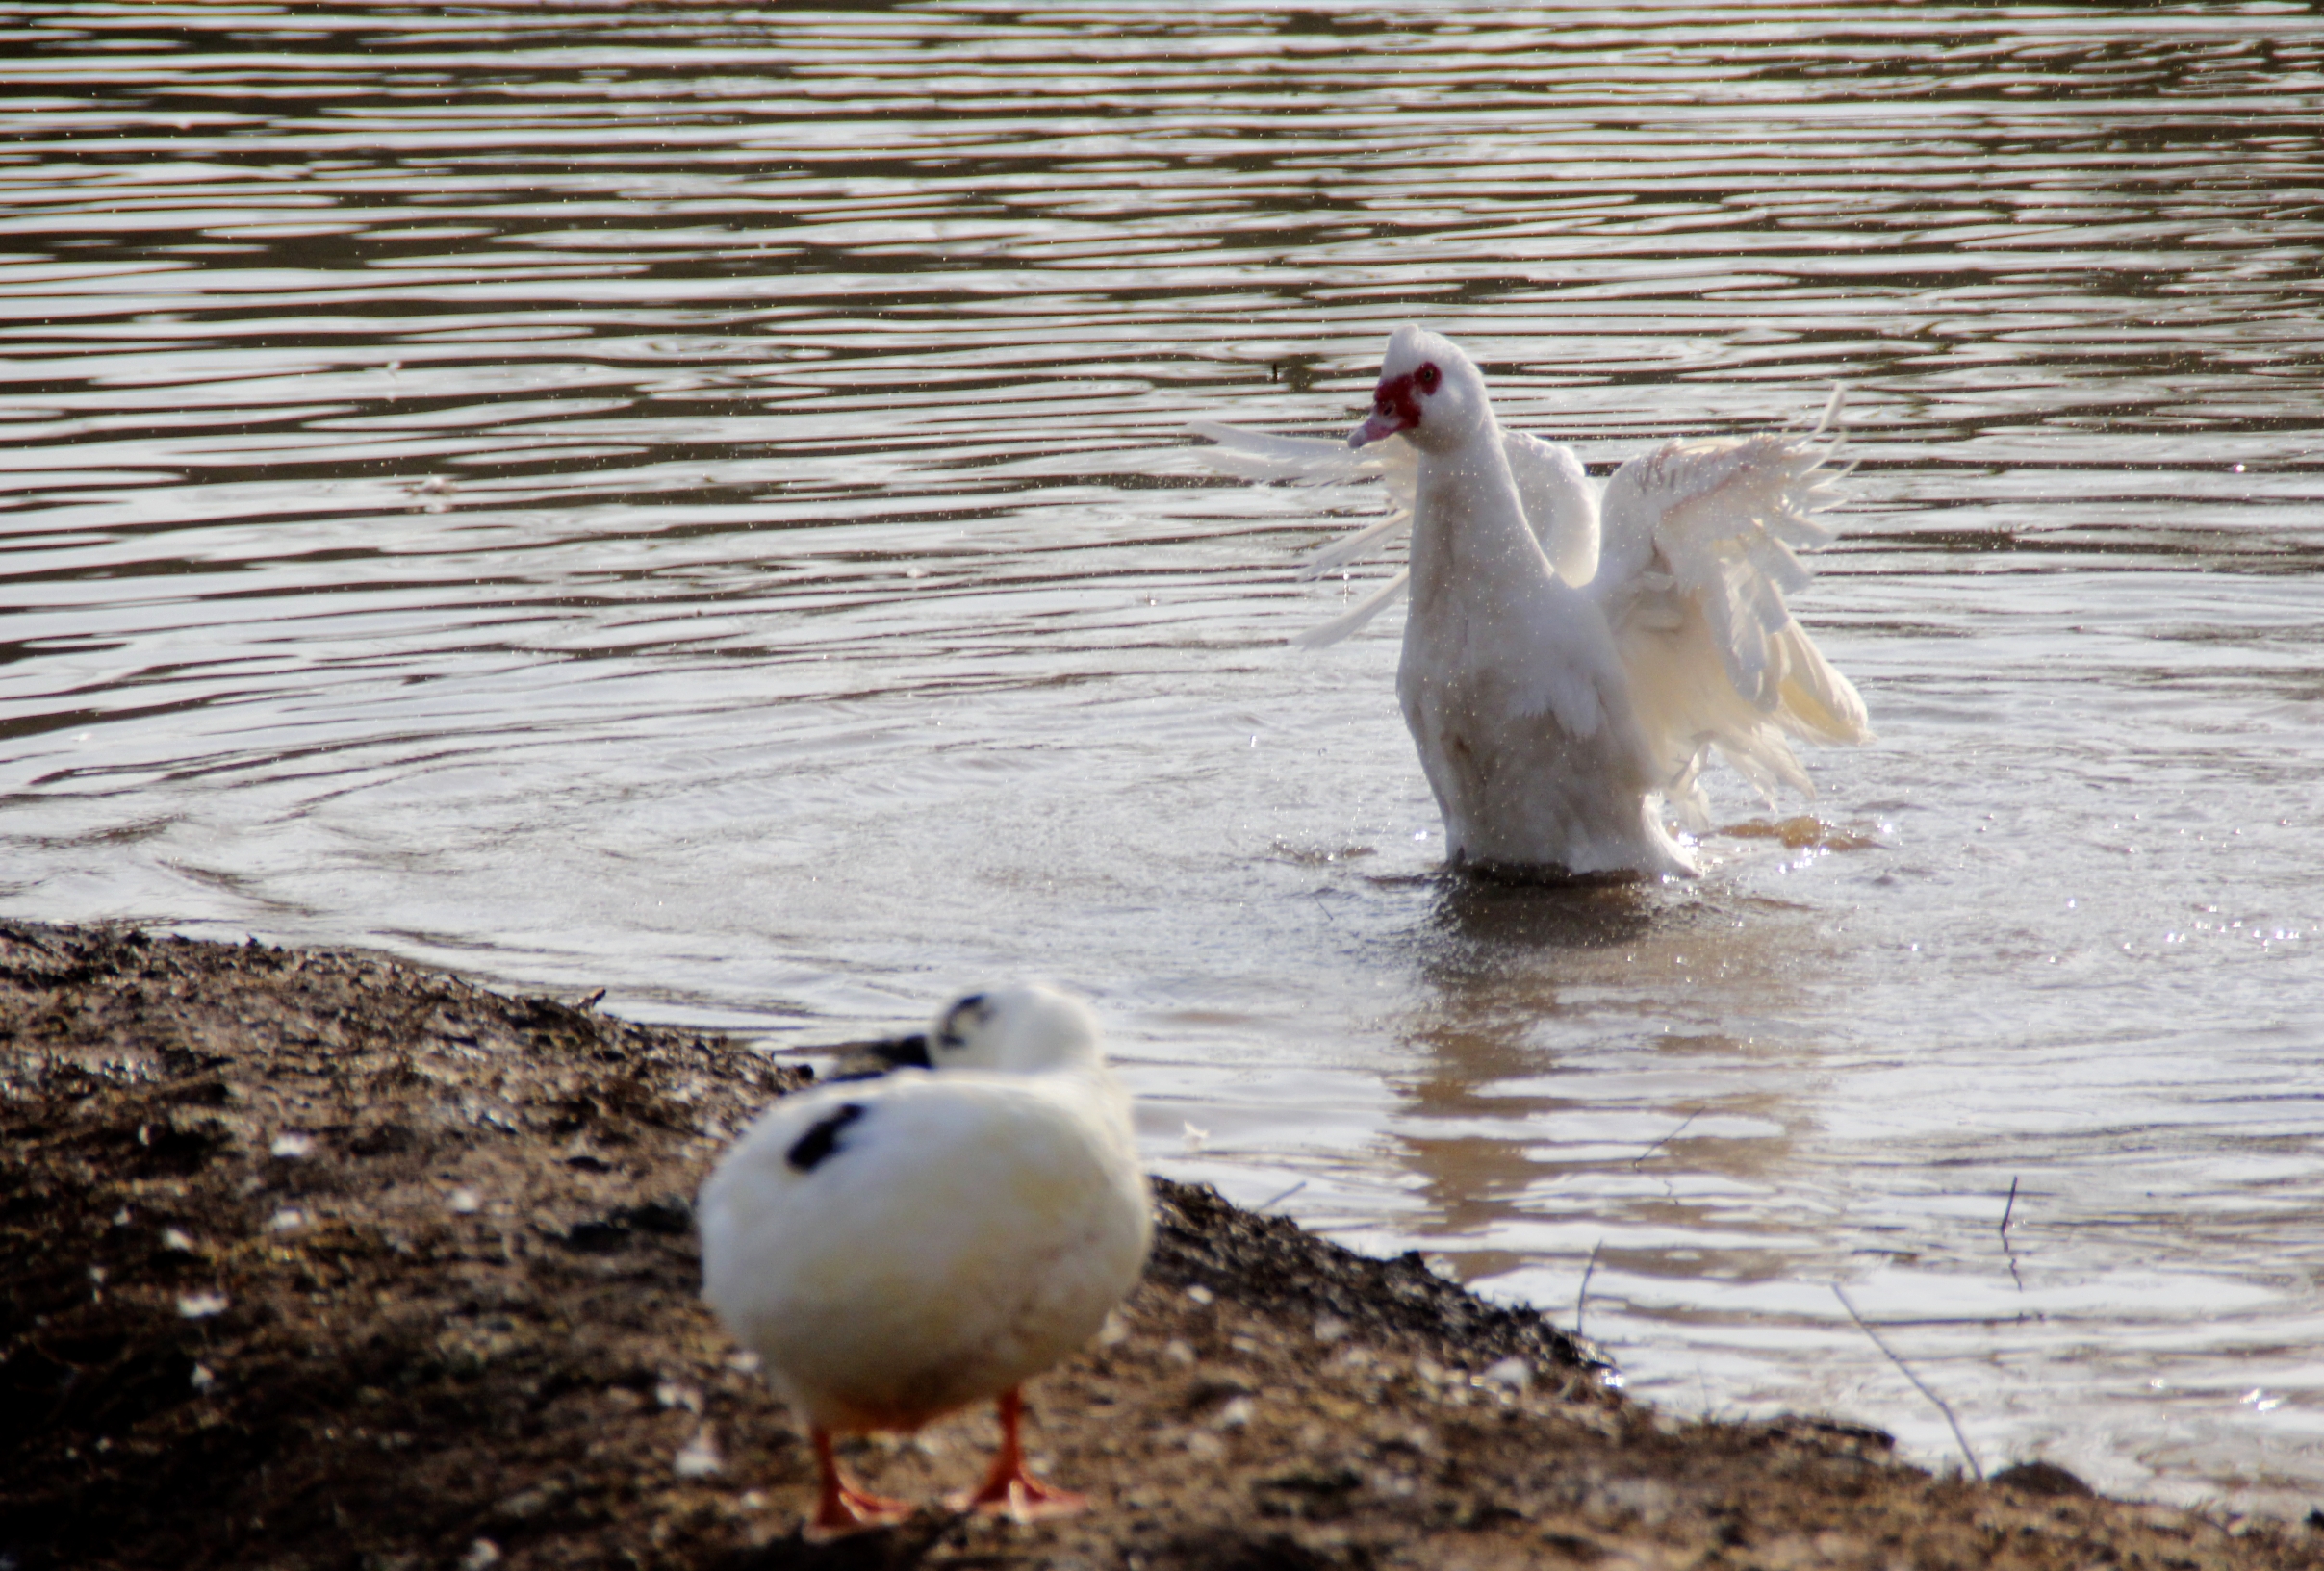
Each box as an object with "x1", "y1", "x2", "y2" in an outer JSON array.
[
  {"x1": 934, "y1": 993, "x2": 991, "y2": 1056},
  {"x1": 923, "y1": 984, "x2": 1107, "y2": 1075}
]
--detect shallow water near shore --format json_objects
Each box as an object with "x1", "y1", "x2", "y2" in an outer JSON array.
[{"x1": 4, "y1": 0, "x2": 2322, "y2": 1516}]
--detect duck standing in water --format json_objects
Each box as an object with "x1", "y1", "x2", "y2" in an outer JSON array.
[
  {"x1": 1205, "y1": 324, "x2": 1868, "y2": 878},
  {"x1": 699, "y1": 984, "x2": 1151, "y2": 1535}
]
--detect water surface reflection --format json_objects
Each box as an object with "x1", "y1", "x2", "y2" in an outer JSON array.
[{"x1": 2, "y1": 0, "x2": 2321, "y2": 1513}]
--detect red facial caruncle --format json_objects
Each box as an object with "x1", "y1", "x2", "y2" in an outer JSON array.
[{"x1": 1348, "y1": 360, "x2": 1441, "y2": 448}]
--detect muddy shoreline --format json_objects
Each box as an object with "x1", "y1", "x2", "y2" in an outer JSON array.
[{"x1": 2, "y1": 920, "x2": 2314, "y2": 1570}]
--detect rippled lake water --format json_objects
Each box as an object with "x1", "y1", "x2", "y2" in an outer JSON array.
[{"x1": 5, "y1": 0, "x2": 2322, "y2": 1515}]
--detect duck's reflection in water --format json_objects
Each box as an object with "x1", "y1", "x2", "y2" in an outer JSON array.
[{"x1": 1384, "y1": 874, "x2": 1826, "y2": 1294}]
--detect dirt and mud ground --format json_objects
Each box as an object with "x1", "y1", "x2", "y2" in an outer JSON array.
[{"x1": 4, "y1": 919, "x2": 2317, "y2": 1570}]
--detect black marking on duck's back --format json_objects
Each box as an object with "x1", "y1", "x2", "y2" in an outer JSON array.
[
  {"x1": 873, "y1": 1032, "x2": 932, "y2": 1070},
  {"x1": 828, "y1": 1033, "x2": 931, "y2": 1082},
  {"x1": 786, "y1": 1102, "x2": 867, "y2": 1173}
]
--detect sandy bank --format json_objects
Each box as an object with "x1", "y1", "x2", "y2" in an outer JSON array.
[{"x1": 2, "y1": 920, "x2": 2313, "y2": 1570}]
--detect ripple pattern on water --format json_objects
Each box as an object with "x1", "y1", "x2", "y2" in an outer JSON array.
[{"x1": 3, "y1": 0, "x2": 2322, "y2": 1514}]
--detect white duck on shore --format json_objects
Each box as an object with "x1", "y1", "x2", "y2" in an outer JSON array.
[
  {"x1": 1199, "y1": 325, "x2": 1869, "y2": 879},
  {"x1": 699, "y1": 984, "x2": 1151, "y2": 1535}
]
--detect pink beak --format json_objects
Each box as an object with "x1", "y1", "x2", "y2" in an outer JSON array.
[
  {"x1": 1348, "y1": 407, "x2": 1410, "y2": 448},
  {"x1": 1348, "y1": 369, "x2": 1421, "y2": 448}
]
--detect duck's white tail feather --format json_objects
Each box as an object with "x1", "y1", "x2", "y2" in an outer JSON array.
[
  {"x1": 1290, "y1": 569, "x2": 1411, "y2": 648},
  {"x1": 1595, "y1": 398, "x2": 1869, "y2": 817}
]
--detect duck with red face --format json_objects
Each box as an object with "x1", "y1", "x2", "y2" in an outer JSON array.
[
  {"x1": 1349, "y1": 355, "x2": 1438, "y2": 446},
  {"x1": 1317, "y1": 323, "x2": 1867, "y2": 880}
]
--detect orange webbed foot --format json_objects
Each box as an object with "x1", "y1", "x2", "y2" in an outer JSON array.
[
  {"x1": 947, "y1": 1471, "x2": 1087, "y2": 1523},
  {"x1": 944, "y1": 1386, "x2": 1088, "y2": 1523},
  {"x1": 806, "y1": 1428, "x2": 915, "y2": 1538},
  {"x1": 807, "y1": 1482, "x2": 915, "y2": 1538}
]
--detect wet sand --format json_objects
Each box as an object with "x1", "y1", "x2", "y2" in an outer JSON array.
[{"x1": 3, "y1": 920, "x2": 2315, "y2": 1570}]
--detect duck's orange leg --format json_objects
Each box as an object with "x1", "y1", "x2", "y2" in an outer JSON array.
[
  {"x1": 807, "y1": 1427, "x2": 913, "y2": 1537},
  {"x1": 948, "y1": 1387, "x2": 1086, "y2": 1522}
]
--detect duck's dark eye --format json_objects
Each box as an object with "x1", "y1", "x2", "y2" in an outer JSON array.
[{"x1": 1416, "y1": 362, "x2": 1441, "y2": 393}]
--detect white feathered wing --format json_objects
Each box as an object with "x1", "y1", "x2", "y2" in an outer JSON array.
[{"x1": 1587, "y1": 394, "x2": 1870, "y2": 826}]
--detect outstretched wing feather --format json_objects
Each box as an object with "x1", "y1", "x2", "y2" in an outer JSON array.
[
  {"x1": 1290, "y1": 570, "x2": 1411, "y2": 648},
  {"x1": 1594, "y1": 400, "x2": 1868, "y2": 817},
  {"x1": 1186, "y1": 421, "x2": 1366, "y2": 483}
]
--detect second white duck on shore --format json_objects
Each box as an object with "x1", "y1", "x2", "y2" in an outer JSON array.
[
  {"x1": 1201, "y1": 325, "x2": 1869, "y2": 880},
  {"x1": 699, "y1": 984, "x2": 1151, "y2": 1535}
]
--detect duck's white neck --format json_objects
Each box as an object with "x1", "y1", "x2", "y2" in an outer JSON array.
[{"x1": 1407, "y1": 413, "x2": 1551, "y2": 615}]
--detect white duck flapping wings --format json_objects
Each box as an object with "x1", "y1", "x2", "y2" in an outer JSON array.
[
  {"x1": 698, "y1": 984, "x2": 1151, "y2": 1535},
  {"x1": 1199, "y1": 325, "x2": 1868, "y2": 879}
]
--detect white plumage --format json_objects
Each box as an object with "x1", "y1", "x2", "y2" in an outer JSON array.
[
  {"x1": 1199, "y1": 324, "x2": 1869, "y2": 879},
  {"x1": 699, "y1": 984, "x2": 1151, "y2": 1534}
]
